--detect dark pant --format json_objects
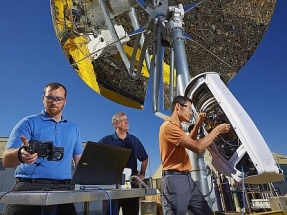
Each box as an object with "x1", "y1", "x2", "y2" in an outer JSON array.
[
  {"x1": 102, "y1": 197, "x2": 140, "y2": 215},
  {"x1": 2, "y1": 181, "x2": 77, "y2": 215},
  {"x1": 102, "y1": 182, "x2": 140, "y2": 215},
  {"x1": 161, "y1": 174, "x2": 213, "y2": 215}
]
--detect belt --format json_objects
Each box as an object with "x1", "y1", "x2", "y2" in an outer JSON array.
[
  {"x1": 162, "y1": 170, "x2": 190, "y2": 176},
  {"x1": 16, "y1": 178, "x2": 71, "y2": 185}
]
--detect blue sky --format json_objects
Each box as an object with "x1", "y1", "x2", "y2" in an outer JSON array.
[{"x1": 0, "y1": 1, "x2": 286, "y2": 177}]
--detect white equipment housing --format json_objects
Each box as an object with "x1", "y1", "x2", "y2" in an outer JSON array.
[{"x1": 185, "y1": 72, "x2": 283, "y2": 184}]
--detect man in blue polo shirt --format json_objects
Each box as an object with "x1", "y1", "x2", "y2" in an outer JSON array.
[
  {"x1": 99, "y1": 112, "x2": 148, "y2": 215},
  {"x1": 2, "y1": 82, "x2": 83, "y2": 215}
]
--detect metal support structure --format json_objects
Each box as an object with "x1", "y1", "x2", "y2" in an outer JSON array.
[
  {"x1": 49, "y1": 0, "x2": 280, "y2": 212},
  {"x1": 164, "y1": 3, "x2": 212, "y2": 207},
  {"x1": 128, "y1": 7, "x2": 151, "y2": 71},
  {"x1": 152, "y1": 17, "x2": 162, "y2": 114},
  {"x1": 74, "y1": 0, "x2": 218, "y2": 210}
]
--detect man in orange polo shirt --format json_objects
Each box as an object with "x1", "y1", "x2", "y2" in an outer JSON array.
[{"x1": 159, "y1": 95, "x2": 230, "y2": 215}]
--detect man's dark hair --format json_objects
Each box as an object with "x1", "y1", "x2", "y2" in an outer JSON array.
[
  {"x1": 171, "y1": 96, "x2": 192, "y2": 112},
  {"x1": 43, "y1": 82, "x2": 67, "y2": 97}
]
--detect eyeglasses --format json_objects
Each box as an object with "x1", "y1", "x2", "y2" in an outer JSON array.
[
  {"x1": 178, "y1": 103, "x2": 192, "y2": 112},
  {"x1": 118, "y1": 119, "x2": 129, "y2": 123},
  {"x1": 44, "y1": 95, "x2": 66, "y2": 102}
]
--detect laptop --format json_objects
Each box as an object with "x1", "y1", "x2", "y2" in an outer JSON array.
[{"x1": 70, "y1": 141, "x2": 131, "y2": 188}]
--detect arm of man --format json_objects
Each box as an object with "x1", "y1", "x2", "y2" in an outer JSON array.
[
  {"x1": 73, "y1": 154, "x2": 82, "y2": 167},
  {"x1": 181, "y1": 123, "x2": 230, "y2": 153},
  {"x1": 189, "y1": 113, "x2": 206, "y2": 139},
  {"x1": 2, "y1": 148, "x2": 22, "y2": 167},
  {"x1": 2, "y1": 136, "x2": 37, "y2": 167},
  {"x1": 134, "y1": 158, "x2": 148, "y2": 185},
  {"x1": 139, "y1": 158, "x2": 148, "y2": 177},
  {"x1": 72, "y1": 128, "x2": 83, "y2": 168}
]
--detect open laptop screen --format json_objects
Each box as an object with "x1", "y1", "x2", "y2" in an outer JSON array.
[{"x1": 71, "y1": 141, "x2": 131, "y2": 185}]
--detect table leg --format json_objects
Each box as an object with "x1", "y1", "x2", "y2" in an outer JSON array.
[{"x1": 84, "y1": 202, "x2": 89, "y2": 215}]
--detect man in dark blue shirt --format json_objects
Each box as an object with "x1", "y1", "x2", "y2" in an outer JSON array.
[{"x1": 99, "y1": 112, "x2": 148, "y2": 215}]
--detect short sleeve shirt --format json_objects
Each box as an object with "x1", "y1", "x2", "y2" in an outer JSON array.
[
  {"x1": 159, "y1": 117, "x2": 191, "y2": 171},
  {"x1": 6, "y1": 111, "x2": 83, "y2": 179}
]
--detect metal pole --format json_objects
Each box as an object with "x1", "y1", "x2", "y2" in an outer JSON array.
[{"x1": 168, "y1": 4, "x2": 211, "y2": 207}]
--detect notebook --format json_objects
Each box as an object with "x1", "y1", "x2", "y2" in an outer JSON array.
[{"x1": 70, "y1": 141, "x2": 131, "y2": 187}]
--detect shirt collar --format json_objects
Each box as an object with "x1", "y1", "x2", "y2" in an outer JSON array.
[
  {"x1": 39, "y1": 110, "x2": 67, "y2": 122},
  {"x1": 112, "y1": 131, "x2": 131, "y2": 140},
  {"x1": 164, "y1": 117, "x2": 182, "y2": 128}
]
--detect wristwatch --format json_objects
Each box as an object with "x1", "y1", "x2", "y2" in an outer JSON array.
[{"x1": 17, "y1": 145, "x2": 26, "y2": 163}]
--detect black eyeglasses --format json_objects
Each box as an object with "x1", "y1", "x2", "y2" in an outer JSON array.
[
  {"x1": 178, "y1": 103, "x2": 192, "y2": 112},
  {"x1": 44, "y1": 95, "x2": 66, "y2": 102}
]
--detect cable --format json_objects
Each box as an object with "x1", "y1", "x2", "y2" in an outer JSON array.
[
  {"x1": 241, "y1": 165, "x2": 245, "y2": 215},
  {"x1": 203, "y1": 171, "x2": 214, "y2": 198},
  {"x1": 79, "y1": 186, "x2": 113, "y2": 215},
  {"x1": 94, "y1": 186, "x2": 112, "y2": 215},
  {"x1": 29, "y1": 158, "x2": 44, "y2": 178},
  {"x1": 25, "y1": 158, "x2": 44, "y2": 190},
  {"x1": 1, "y1": 158, "x2": 45, "y2": 202},
  {"x1": 0, "y1": 190, "x2": 14, "y2": 202},
  {"x1": 130, "y1": 175, "x2": 149, "y2": 189}
]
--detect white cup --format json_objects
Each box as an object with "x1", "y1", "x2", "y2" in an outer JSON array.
[{"x1": 120, "y1": 168, "x2": 132, "y2": 189}]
